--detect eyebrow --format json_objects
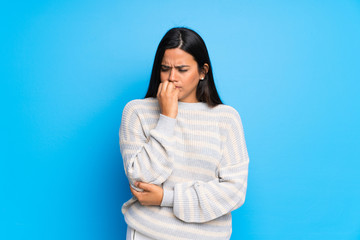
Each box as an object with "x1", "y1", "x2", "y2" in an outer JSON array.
[{"x1": 161, "y1": 64, "x2": 190, "y2": 68}]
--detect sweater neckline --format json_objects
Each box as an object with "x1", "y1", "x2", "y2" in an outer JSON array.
[{"x1": 178, "y1": 101, "x2": 210, "y2": 110}]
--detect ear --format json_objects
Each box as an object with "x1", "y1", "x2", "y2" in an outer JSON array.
[{"x1": 200, "y1": 63, "x2": 209, "y2": 79}]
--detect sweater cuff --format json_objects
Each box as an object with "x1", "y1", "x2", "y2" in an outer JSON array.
[
  {"x1": 160, "y1": 189, "x2": 174, "y2": 207},
  {"x1": 154, "y1": 114, "x2": 177, "y2": 136}
]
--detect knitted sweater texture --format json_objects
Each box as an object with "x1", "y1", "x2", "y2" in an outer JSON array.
[{"x1": 119, "y1": 98, "x2": 249, "y2": 240}]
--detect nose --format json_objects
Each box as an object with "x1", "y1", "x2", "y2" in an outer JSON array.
[{"x1": 168, "y1": 67, "x2": 176, "y2": 82}]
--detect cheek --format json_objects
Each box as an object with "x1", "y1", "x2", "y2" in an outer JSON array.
[
  {"x1": 186, "y1": 72, "x2": 200, "y2": 84},
  {"x1": 160, "y1": 73, "x2": 166, "y2": 82}
]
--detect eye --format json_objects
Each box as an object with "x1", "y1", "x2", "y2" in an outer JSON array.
[
  {"x1": 179, "y1": 69, "x2": 188, "y2": 72},
  {"x1": 161, "y1": 67, "x2": 169, "y2": 72}
]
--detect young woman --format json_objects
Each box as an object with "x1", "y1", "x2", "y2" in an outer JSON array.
[{"x1": 119, "y1": 27, "x2": 249, "y2": 240}]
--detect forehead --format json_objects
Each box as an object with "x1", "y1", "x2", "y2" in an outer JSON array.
[{"x1": 161, "y1": 48, "x2": 196, "y2": 65}]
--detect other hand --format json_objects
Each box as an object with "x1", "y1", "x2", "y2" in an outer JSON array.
[{"x1": 130, "y1": 182, "x2": 164, "y2": 206}]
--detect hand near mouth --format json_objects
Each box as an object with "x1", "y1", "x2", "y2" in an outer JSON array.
[{"x1": 157, "y1": 81, "x2": 180, "y2": 119}]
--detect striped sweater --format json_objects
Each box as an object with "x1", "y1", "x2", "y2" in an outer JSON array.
[{"x1": 119, "y1": 97, "x2": 249, "y2": 240}]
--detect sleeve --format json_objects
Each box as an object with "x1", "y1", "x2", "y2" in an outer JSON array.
[
  {"x1": 160, "y1": 109, "x2": 249, "y2": 223},
  {"x1": 119, "y1": 101, "x2": 177, "y2": 191}
]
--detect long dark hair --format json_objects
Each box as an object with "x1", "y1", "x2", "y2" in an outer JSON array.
[{"x1": 144, "y1": 27, "x2": 223, "y2": 107}]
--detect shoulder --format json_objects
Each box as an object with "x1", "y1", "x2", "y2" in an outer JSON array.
[
  {"x1": 123, "y1": 97, "x2": 159, "y2": 114},
  {"x1": 211, "y1": 104, "x2": 244, "y2": 134},
  {"x1": 123, "y1": 97, "x2": 158, "y2": 109},
  {"x1": 213, "y1": 104, "x2": 241, "y2": 121}
]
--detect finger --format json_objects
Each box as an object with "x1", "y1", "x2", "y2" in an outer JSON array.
[
  {"x1": 157, "y1": 82, "x2": 162, "y2": 98},
  {"x1": 169, "y1": 86, "x2": 179, "y2": 97},
  {"x1": 129, "y1": 185, "x2": 141, "y2": 198},
  {"x1": 166, "y1": 81, "x2": 176, "y2": 92},
  {"x1": 137, "y1": 182, "x2": 153, "y2": 192},
  {"x1": 129, "y1": 185, "x2": 137, "y2": 195},
  {"x1": 161, "y1": 81, "x2": 169, "y2": 93}
]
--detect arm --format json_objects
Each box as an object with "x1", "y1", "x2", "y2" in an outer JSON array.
[
  {"x1": 160, "y1": 109, "x2": 249, "y2": 223},
  {"x1": 119, "y1": 101, "x2": 177, "y2": 190}
]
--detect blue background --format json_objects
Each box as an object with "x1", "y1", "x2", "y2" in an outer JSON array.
[{"x1": 1, "y1": 0, "x2": 360, "y2": 239}]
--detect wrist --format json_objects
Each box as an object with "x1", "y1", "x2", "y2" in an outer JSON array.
[
  {"x1": 161, "y1": 112, "x2": 177, "y2": 119},
  {"x1": 160, "y1": 189, "x2": 174, "y2": 207}
]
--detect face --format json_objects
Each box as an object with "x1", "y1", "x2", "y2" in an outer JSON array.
[{"x1": 160, "y1": 48, "x2": 206, "y2": 103}]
